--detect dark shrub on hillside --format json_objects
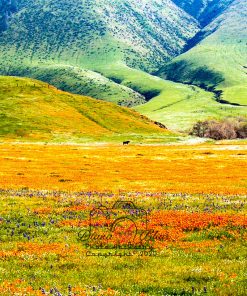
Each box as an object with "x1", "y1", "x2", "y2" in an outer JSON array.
[{"x1": 190, "y1": 118, "x2": 247, "y2": 140}]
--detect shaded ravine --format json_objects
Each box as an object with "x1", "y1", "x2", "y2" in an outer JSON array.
[
  {"x1": 107, "y1": 75, "x2": 161, "y2": 103},
  {"x1": 101, "y1": 68, "x2": 246, "y2": 109},
  {"x1": 155, "y1": 77, "x2": 247, "y2": 108},
  {"x1": 200, "y1": 85, "x2": 247, "y2": 107}
]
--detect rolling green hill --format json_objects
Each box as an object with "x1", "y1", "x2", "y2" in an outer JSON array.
[
  {"x1": 0, "y1": 0, "x2": 198, "y2": 70},
  {"x1": 95, "y1": 64, "x2": 246, "y2": 132},
  {"x1": 0, "y1": 0, "x2": 246, "y2": 135},
  {"x1": 157, "y1": 0, "x2": 247, "y2": 106},
  {"x1": 0, "y1": 0, "x2": 199, "y2": 106},
  {"x1": 0, "y1": 76, "x2": 171, "y2": 142},
  {"x1": 12, "y1": 64, "x2": 146, "y2": 107}
]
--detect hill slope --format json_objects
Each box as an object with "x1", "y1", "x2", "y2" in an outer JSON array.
[
  {"x1": 157, "y1": 0, "x2": 247, "y2": 106},
  {"x1": 0, "y1": 0, "x2": 199, "y2": 106},
  {"x1": 0, "y1": 0, "x2": 246, "y2": 133},
  {"x1": 0, "y1": 0, "x2": 17, "y2": 33},
  {"x1": 0, "y1": 0, "x2": 198, "y2": 70},
  {"x1": 172, "y1": 0, "x2": 235, "y2": 26},
  {"x1": 0, "y1": 76, "x2": 169, "y2": 142},
  {"x1": 90, "y1": 64, "x2": 247, "y2": 132}
]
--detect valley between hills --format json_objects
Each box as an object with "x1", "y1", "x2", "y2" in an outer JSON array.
[
  {"x1": 0, "y1": 2, "x2": 247, "y2": 296},
  {"x1": 0, "y1": 0, "x2": 246, "y2": 141}
]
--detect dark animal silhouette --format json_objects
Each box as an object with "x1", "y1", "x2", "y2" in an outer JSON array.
[
  {"x1": 123, "y1": 141, "x2": 130, "y2": 145},
  {"x1": 154, "y1": 121, "x2": 167, "y2": 129}
]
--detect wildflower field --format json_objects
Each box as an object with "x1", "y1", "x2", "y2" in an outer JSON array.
[{"x1": 0, "y1": 143, "x2": 246, "y2": 295}]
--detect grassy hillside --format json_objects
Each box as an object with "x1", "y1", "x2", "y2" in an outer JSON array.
[
  {"x1": 0, "y1": 76, "x2": 171, "y2": 142},
  {"x1": 2, "y1": 0, "x2": 198, "y2": 70},
  {"x1": 0, "y1": 0, "x2": 18, "y2": 33},
  {"x1": 158, "y1": 0, "x2": 247, "y2": 106},
  {"x1": 173, "y1": 0, "x2": 234, "y2": 26},
  {"x1": 0, "y1": 0, "x2": 245, "y2": 133},
  {"x1": 5, "y1": 60, "x2": 245, "y2": 134},
  {"x1": 0, "y1": 0, "x2": 198, "y2": 70},
  {"x1": 0, "y1": 0, "x2": 199, "y2": 106},
  {"x1": 7, "y1": 64, "x2": 146, "y2": 107},
  {"x1": 92, "y1": 64, "x2": 247, "y2": 132}
]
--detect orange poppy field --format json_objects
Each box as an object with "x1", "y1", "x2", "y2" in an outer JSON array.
[
  {"x1": 0, "y1": 142, "x2": 246, "y2": 295},
  {"x1": 0, "y1": 142, "x2": 246, "y2": 195}
]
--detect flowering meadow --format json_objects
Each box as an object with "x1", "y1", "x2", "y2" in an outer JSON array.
[
  {"x1": 0, "y1": 143, "x2": 246, "y2": 195},
  {"x1": 0, "y1": 143, "x2": 246, "y2": 295}
]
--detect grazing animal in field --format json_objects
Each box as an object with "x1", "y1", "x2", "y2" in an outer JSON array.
[
  {"x1": 154, "y1": 121, "x2": 167, "y2": 129},
  {"x1": 123, "y1": 141, "x2": 130, "y2": 145}
]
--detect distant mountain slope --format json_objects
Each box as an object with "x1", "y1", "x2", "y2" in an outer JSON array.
[
  {"x1": 0, "y1": 76, "x2": 168, "y2": 142},
  {"x1": 158, "y1": 0, "x2": 247, "y2": 106},
  {"x1": 0, "y1": 0, "x2": 17, "y2": 33},
  {"x1": 0, "y1": 0, "x2": 198, "y2": 70},
  {"x1": 172, "y1": 0, "x2": 234, "y2": 26},
  {"x1": 0, "y1": 0, "x2": 246, "y2": 133},
  {"x1": 0, "y1": 0, "x2": 199, "y2": 106}
]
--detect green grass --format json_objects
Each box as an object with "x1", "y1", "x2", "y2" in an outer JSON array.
[
  {"x1": 0, "y1": 0, "x2": 198, "y2": 73},
  {"x1": 93, "y1": 63, "x2": 247, "y2": 132},
  {"x1": 1, "y1": 60, "x2": 246, "y2": 134},
  {"x1": 0, "y1": 76, "x2": 174, "y2": 143},
  {"x1": 158, "y1": 0, "x2": 247, "y2": 107},
  {"x1": 0, "y1": 191, "x2": 246, "y2": 295},
  {"x1": 4, "y1": 63, "x2": 146, "y2": 107},
  {"x1": 0, "y1": 0, "x2": 246, "y2": 134}
]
